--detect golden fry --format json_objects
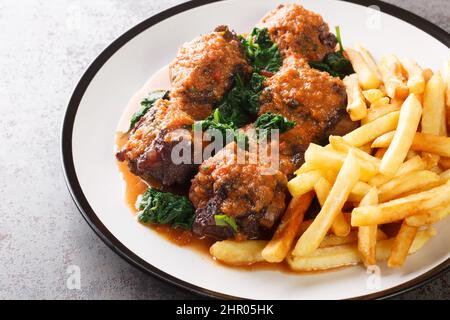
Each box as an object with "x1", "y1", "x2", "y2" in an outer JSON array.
[
  {"x1": 343, "y1": 73, "x2": 368, "y2": 121},
  {"x1": 358, "y1": 187, "x2": 379, "y2": 266},
  {"x1": 400, "y1": 58, "x2": 425, "y2": 94},
  {"x1": 388, "y1": 222, "x2": 418, "y2": 267},
  {"x1": 369, "y1": 155, "x2": 427, "y2": 187},
  {"x1": 210, "y1": 240, "x2": 267, "y2": 266},
  {"x1": 405, "y1": 204, "x2": 449, "y2": 227},
  {"x1": 379, "y1": 54, "x2": 409, "y2": 99},
  {"x1": 346, "y1": 48, "x2": 382, "y2": 89},
  {"x1": 288, "y1": 170, "x2": 322, "y2": 197},
  {"x1": 362, "y1": 104, "x2": 400, "y2": 125}
]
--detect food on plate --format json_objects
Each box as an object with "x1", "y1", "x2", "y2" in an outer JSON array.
[{"x1": 116, "y1": 2, "x2": 449, "y2": 275}]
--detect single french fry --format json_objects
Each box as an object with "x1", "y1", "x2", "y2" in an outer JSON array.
[
  {"x1": 405, "y1": 204, "x2": 449, "y2": 227},
  {"x1": 287, "y1": 170, "x2": 322, "y2": 197},
  {"x1": 210, "y1": 240, "x2": 268, "y2": 266},
  {"x1": 348, "y1": 181, "x2": 372, "y2": 202},
  {"x1": 329, "y1": 136, "x2": 380, "y2": 168},
  {"x1": 378, "y1": 170, "x2": 441, "y2": 202},
  {"x1": 359, "y1": 143, "x2": 372, "y2": 154},
  {"x1": 314, "y1": 178, "x2": 351, "y2": 237},
  {"x1": 343, "y1": 111, "x2": 400, "y2": 147},
  {"x1": 287, "y1": 229, "x2": 434, "y2": 271},
  {"x1": 423, "y1": 68, "x2": 434, "y2": 83},
  {"x1": 354, "y1": 43, "x2": 383, "y2": 80},
  {"x1": 346, "y1": 48, "x2": 381, "y2": 89},
  {"x1": 358, "y1": 187, "x2": 379, "y2": 266},
  {"x1": 371, "y1": 131, "x2": 450, "y2": 158},
  {"x1": 370, "y1": 97, "x2": 390, "y2": 108},
  {"x1": 379, "y1": 54, "x2": 409, "y2": 99},
  {"x1": 343, "y1": 74, "x2": 368, "y2": 121},
  {"x1": 351, "y1": 181, "x2": 450, "y2": 226},
  {"x1": 440, "y1": 60, "x2": 450, "y2": 130},
  {"x1": 422, "y1": 72, "x2": 446, "y2": 139},
  {"x1": 304, "y1": 144, "x2": 377, "y2": 181},
  {"x1": 362, "y1": 104, "x2": 401, "y2": 125},
  {"x1": 400, "y1": 58, "x2": 425, "y2": 94},
  {"x1": 293, "y1": 152, "x2": 360, "y2": 256},
  {"x1": 262, "y1": 192, "x2": 314, "y2": 263},
  {"x1": 298, "y1": 213, "x2": 353, "y2": 236},
  {"x1": 294, "y1": 162, "x2": 316, "y2": 175},
  {"x1": 363, "y1": 89, "x2": 385, "y2": 104},
  {"x1": 388, "y1": 222, "x2": 418, "y2": 267},
  {"x1": 379, "y1": 94, "x2": 422, "y2": 176},
  {"x1": 369, "y1": 155, "x2": 427, "y2": 187}
]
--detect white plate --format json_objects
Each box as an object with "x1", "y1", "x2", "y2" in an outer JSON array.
[{"x1": 62, "y1": 0, "x2": 450, "y2": 299}]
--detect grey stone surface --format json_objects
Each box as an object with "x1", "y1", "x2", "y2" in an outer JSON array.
[{"x1": 0, "y1": 0, "x2": 448, "y2": 300}]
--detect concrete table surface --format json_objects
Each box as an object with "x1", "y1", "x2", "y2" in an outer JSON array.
[{"x1": 0, "y1": 0, "x2": 448, "y2": 300}]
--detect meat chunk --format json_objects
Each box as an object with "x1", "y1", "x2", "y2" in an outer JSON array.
[
  {"x1": 190, "y1": 143, "x2": 288, "y2": 240},
  {"x1": 116, "y1": 99, "x2": 197, "y2": 186},
  {"x1": 258, "y1": 3, "x2": 337, "y2": 61},
  {"x1": 259, "y1": 56, "x2": 349, "y2": 168},
  {"x1": 169, "y1": 26, "x2": 252, "y2": 120}
]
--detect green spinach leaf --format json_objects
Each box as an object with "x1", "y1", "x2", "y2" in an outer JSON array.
[
  {"x1": 129, "y1": 90, "x2": 169, "y2": 131},
  {"x1": 241, "y1": 28, "x2": 282, "y2": 73}
]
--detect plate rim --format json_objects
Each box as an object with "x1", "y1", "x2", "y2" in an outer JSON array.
[{"x1": 61, "y1": 0, "x2": 450, "y2": 300}]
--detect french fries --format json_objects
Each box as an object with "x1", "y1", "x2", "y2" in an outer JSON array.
[
  {"x1": 354, "y1": 43, "x2": 383, "y2": 80},
  {"x1": 351, "y1": 180, "x2": 450, "y2": 226},
  {"x1": 343, "y1": 74, "x2": 368, "y2": 121},
  {"x1": 357, "y1": 187, "x2": 379, "y2": 266},
  {"x1": 369, "y1": 155, "x2": 426, "y2": 187},
  {"x1": 362, "y1": 104, "x2": 400, "y2": 125},
  {"x1": 343, "y1": 111, "x2": 400, "y2": 147},
  {"x1": 262, "y1": 192, "x2": 314, "y2": 263},
  {"x1": 348, "y1": 181, "x2": 372, "y2": 202},
  {"x1": 314, "y1": 178, "x2": 351, "y2": 237},
  {"x1": 287, "y1": 229, "x2": 434, "y2": 271},
  {"x1": 400, "y1": 58, "x2": 425, "y2": 94},
  {"x1": 388, "y1": 222, "x2": 418, "y2": 267},
  {"x1": 440, "y1": 60, "x2": 450, "y2": 130},
  {"x1": 346, "y1": 48, "x2": 382, "y2": 90},
  {"x1": 371, "y1": 131, "x2": 450, "y2": 158},
  {"x1": 439, "y1": 157, "x2": 450, "y2": 170},
  {"x1": 405, "y1": 204, "x2": 449, "y2": 227},
  {"x1": 287, "y1": 170, "x2": 322, "y2": 197},
  {"x1": 304, "y1": 144, "x2": 377, "y2": 181},
  {"x1": 293, "y1": 152, "x2": 360, "y2": 256},
  {"x1": 379, "y1": 94, "x2": 423, "y2": 176},
  {"x1": 320, "y1": 229, "x2": 387, "y2": 248},
  {"x1": 422, "y1": 72, "x2": 446, "y2": 139},
  {"x1": 378, "y1": 54, "x2": 409, "y2": 99},
  {"x1": 329, "y1": 136, "x2": 380, "y2": 168},
  {"x1": 363, "y1": 89, "x2": 385, "y2": 104},
  {"x1": 210, "y1": 240, "x2": 267, "y2": 266}
]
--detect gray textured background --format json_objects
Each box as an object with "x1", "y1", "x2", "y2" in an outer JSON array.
[{"x1": 0, "y1": 0, "x2": 448, "y2": 300}]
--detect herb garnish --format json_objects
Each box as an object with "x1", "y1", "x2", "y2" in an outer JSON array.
[
  {"x1": 129, "y1": 90, "x2": 169, "y2": 131},
  {"x1": 214, "y1": 214, "x2": 239, "y2": 234},
  {"x1": 254, "y1": 112, "x2": 296, "y2": 138},
  {"x1": 241, "y1": 28, "x2": 282, "y2": 73}
]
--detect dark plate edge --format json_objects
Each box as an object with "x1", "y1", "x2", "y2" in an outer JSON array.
[{"x1": 61, "y1": 0, "x2": 450, "y2": 300}]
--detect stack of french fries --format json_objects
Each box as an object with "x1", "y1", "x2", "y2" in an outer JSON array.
[{"x1": 209, "y1": 47, "x2": 450, "y2": 272}]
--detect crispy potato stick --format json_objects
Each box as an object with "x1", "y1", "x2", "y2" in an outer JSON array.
[
  {"x1": 298, "y1": 213, "x2": 353, "y2": 236},
  {"x1": 287, "y1": 229, "x2": 434, "y2": 271},
  {"x1": 379, "y1": 170, "x2": 441, "y2": 202},
  {"x1": 343, "y1": 111, "x2": 400, "y2": 147},
  {"x1": 329, "y1": 136, "x2": 380, "y2": 168},
  {"x1": 379, "y1": 94, "x2": 422, "y2": 176},
  {"x1": 314, "y1": 178, "x2": 351, "y2": 237},
  {"x1": 400, "y1": 58, "x2": 425, "y2": 94},
  {"x1": 440, "y1": 169, "x2": 450, "y2": 181},
  {"x1": 210, "y1": 240, "x2": 268, "y2": 266},
  {"x1": 346, "y1": 48, "x2": 381, "y2": 89},
  {"x1": 358, "y1": 187, "x2": 379, "y2": 266},
  {"x1": 351, "y1": 181, "x2": 450, "y2": 226},
  {"x1": 320, "y1": 230, "x2": 387, "y2": 248},
  {"x1": 405, "y1": 204, "x2": 449, "y2": 227},
  {"x1": 262, "y1": 192, "x2": 314, "y2": 263},
  {"x1": 348, "y1": 181, "x2": 372, "y2": 202},
  {"x1": 343, "y1": 74, "x2": 368, "y2": 121},
  {"x1": 293, "y1": 152, "x2": 360, "y2": 256},
  {"x1": 422, "y1": 72, "x2": 446, "y2": 140},
  {"x1": 369, "y1": 155, "x2": 427, "y2": 187},
  {"x1": 305, "y1": 144, "x2": 377, "y2": 181},
  {"x1": 363, "y1": 89, "x2": 385, "y2": 104},
  {"x1": 439, "y1": 157, "x2": 450, "y2": 170},
  {"x1": 294, "y1": 162, "x2": 316, "y2": 175},
  {"x1": 379, "y1": 54, "x2": 409, "y2": 99},
  {"x1": 354, "y1": 43, "x2": 383, "y2": 80},
  {"x1": 362, "y1": 104, "x2": 400, "y2": 125},
  {"x1": 359, "y1": 143, "x2": 372, "y2": 154},
  {"x1": 440, "y1": 60, "x2": 450, "y2": 130},
  {"x1": 388, "y1": 222, "x2": 418, "y2": 267},
  {"x1": 371, "y1": 131, "x2": 450, "y2": 158},
  {"x1": 288, "y1": 170, "x2": 322, "y2": 197}
]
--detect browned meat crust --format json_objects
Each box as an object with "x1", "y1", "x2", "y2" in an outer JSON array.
[
  {"x1": 169, "y1": 26, "x2": 252, "y2": 120},
  {"x1": 259, "y1": 56, "x2": 348, "y2": 168},
  {"x1": 190, "y1": 143, "x2": 288, "y2": 240},
  {"x1": 116, "y1": 99, "x2": 197, "y2": 186},
  {"x1": 259, "y1": 3, "x2": 337, "y2": 61}
]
